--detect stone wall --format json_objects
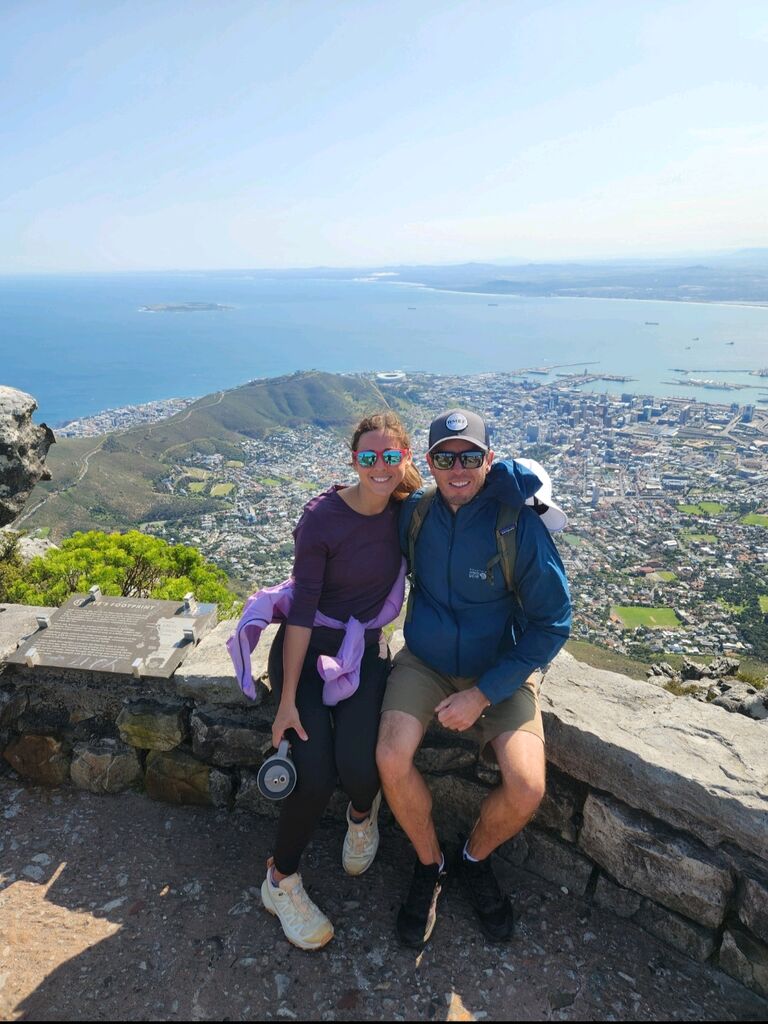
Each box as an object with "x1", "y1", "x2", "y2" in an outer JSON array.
[{"x1": 1, "y1": 605, "x2": 766, "y2": 999}]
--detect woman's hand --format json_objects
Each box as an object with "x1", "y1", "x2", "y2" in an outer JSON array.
[{"x1": 272, "y1": 699, "x2": 308, "y2": 748}]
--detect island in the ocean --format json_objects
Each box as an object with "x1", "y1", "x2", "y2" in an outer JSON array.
[{"x1": 139, "y1": 302, "x2": 233, "y2": 313}]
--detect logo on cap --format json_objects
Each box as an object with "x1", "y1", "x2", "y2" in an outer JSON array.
[{"x1": 445, "y1": 413, "x2": 468, "y2": 431}]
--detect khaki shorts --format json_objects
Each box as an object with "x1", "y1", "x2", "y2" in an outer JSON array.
[{"x1": 382, "y1": 646, "x2": 545, "y2": 758}]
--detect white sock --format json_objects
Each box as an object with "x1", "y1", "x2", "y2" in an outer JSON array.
[
  {"x1": 462, "y1": 841, "x2": 480, "y2": 863},
  {"x1": 269, "y1": 866, "x2": 281, "y2": 887}
]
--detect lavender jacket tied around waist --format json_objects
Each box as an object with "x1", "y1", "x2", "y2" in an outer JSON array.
[{"x1": 227, "y1": 558, "x2": 406, "y2": 705}]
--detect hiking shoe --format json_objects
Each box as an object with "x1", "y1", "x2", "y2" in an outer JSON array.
[
  {"x1": 261, "y1": 861, "x2": 334, "y2": 950},
  {"x1": 455, "y1": 847, "x2": 514, "y2": 942},
  {"x1": 396, "y1": 858, "x2": 446, "y2": 948},
  {"x1": 343, "y1": 790, "x2": 382, "y2": 876}
]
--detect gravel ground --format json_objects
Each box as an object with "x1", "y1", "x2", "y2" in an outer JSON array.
[{"x1": 1, "y1": 780, "x2": 766, "y2": 1022}]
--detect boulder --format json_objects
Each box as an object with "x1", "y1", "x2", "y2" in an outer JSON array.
[
  {"x1": 742, "y1": 691, "x2": 768, "y2": 722},
  {"x1": 116, "y1": 698, "x2": 188, "y2": 750},
  {"x1": 719, "y1": 926, "x2": 768, "y2": 999},
  {"x1": 0, "y1": 685, "x2": 27, "y2": 728},
  {"x1": 0, "y1": 603, "x2": 56, "y2": 661},
  {"x1": 3, "y1": 734, "x2": 70, "y2": 786},
  {"x1": 415, "y1": 742, "x2": 477, "y2": 774},
  {"x1": 70, "y1": 738, "x2": 141, "y2": 794},
  {"x1": 593, "y1": 874, "x2": 642, "y2": 919},
  {"x1": 739, "y1": 875, "x2": 768, "y2": 945},
  {"x1": 145, "y1": 748, "x2": 214, "y2": 806},
  {"x1": 634, "y1": 899, "x2": 719, "y2": 962},
  {"x1": 235, "y1": 768, "x2": 280, "y2": 819},
  {"x1": 533, "y1": 766, "x2": 584, "y2": 842},
  {"x1": 708, "y1": 655, "x2": 740, "y2": 678},
  {"x1": 0, "y1": 386, "x2": 54, "y2": 527},
  {"x1": 681, "y1": 658, "x2": 707, "y2": 681},
  {"x1": 522, "y1": 827, "x2": 594, "y2": 895},
  {"x1": 543, "y1": 650, "x2": 768, "y2": 860},
  {"x1": 190, "y1": 706, "x2": 271, "y2": 766},
  {"x1": 711, "y1": 680, "x2": 758, "y2": 714},
  {"x1": 579, "y1": 793, "x2": 733, "y2": 928}
]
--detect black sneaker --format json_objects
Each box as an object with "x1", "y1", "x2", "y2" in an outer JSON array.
[
  {"x1": 455, "y1": 847, "x2": 515, "y2": 942},
  {"x1": 396, "y1": 858, "x2": 446, "y2": 948}
]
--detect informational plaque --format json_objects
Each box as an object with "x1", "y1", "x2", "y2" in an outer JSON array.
[{"x1": 5, "y1": 590, "x2": 217, "y2": 677}]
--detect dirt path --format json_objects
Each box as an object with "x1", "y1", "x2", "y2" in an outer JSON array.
[{"x1": 1, "y1": 780, "x2": 765, "y2": 1022}]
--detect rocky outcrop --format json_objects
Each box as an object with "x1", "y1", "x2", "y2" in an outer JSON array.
[{"x1": 0, "y1": 386, "x2": 54, "y2": 526}]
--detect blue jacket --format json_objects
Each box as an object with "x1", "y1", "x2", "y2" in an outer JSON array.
[{"x1": 399, "y1": 460, "x2": 572, "y2": 704}]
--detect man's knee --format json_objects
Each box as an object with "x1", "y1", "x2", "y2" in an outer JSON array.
[
  {"x1": 493, "y1": 731, "x2": 546, "y2": 817},
  {"x1": 376, "y1": 710, "x2": 423, "y2": 782}
]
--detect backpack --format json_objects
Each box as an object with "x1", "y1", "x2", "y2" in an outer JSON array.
[{"x1": 405, "y1": 486, "x2": 520, "y2": 621}]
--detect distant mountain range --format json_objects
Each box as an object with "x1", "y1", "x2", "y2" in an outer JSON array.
[
  {"x1": 208, "y1": 250, "x2": 768, "y2": 304},
  {"x1": 22, "y1": 371, "x2": 408, "y2": 539}
]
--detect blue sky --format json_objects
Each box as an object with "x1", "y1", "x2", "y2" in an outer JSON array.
[{"x1": 2, "y1": 0, "x2": 768, "y2": 271}]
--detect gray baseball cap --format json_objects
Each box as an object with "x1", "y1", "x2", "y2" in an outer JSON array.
[{"x1": 427, "y1": 408, "x2": 489, "y2": 453}]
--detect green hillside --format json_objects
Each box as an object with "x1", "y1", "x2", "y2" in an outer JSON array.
[{"x1": 19, "y1": 371, "x2": 401, "y2": 540}]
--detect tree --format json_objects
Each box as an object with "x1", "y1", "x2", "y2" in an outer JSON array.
[{"x1": 5, "y1": 530, "x2": 240, "y2": 617}]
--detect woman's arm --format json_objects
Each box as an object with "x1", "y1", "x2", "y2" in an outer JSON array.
[{"x1": 271, "y1": 624, "x2": 313, "y2": 747}]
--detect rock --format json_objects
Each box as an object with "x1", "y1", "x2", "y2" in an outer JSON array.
[
  {"x1": 145, "y1": 748, "x2": 213, "y2": 806},
  {"x1": 708, "y1": 655, "x2": 740, "y2": 678},
  {"x1": 0, "y1": 685, "x2": 27, "y2": 728},
  {"x1": 17, "y1": 706, "x2": 71, "y2": 736},
  {"x1": 659, "y1": 661, "x2": 680, "y2": 679},
  {"x1": 742, "y1": 690, "x2": 768, "y2": 721},
  {"x1": 174, "y1": 619, "x2": 268, "y2": 706},
  {"x1": 593, "y1": 874, "x2": 642, "y2": 919},
  {"x1": 3, "y1": 734, "x2": 70, "y2": 785},
  {"x1": 496, "y1": 832, "x2": 529, "y2": 867},
  {"x1": 235, "y1": 769, "x2": 280, "y2": 818},
  {"x1": 739, "y1": 876, "x2": 768, "y2": 945},
  {"x1": 415, "y1": 743, "x2": 477, "y2": 774},
  {"x1": 0, "y1": 386, "x2": 54, "y2": 527},
  {"x1": 711, "y1": 680, "x2": 758, "y2": 714},
  {"x1": 634, "y1": 899, "x2": 719, "y2": 962},
  {"x1": 116, "y1": 698, "x2": 188, "y2": 750},
  {"x1": 579, "y1": 793, "x2": 733, "y2": 928},
  {"x1": 190, "y1": 706, "x2": 271, "y2": 767},
  {"x1": 681, "y1": 658, "x2": 707, "y2": 681},
  {"x1": 522, "y1": 827, "x2": 594, "y2": 895},
  {"x1": 209, "y1": 768, "x2": 234, "y2": 808},
  {"x1": 0, "y1": 603, "x2": 56, "y2": 661},
  {"x1": 719, "y1": 926, "x2": 768, "y2": 999},
  {"x1": 543, "y1": 650, "x2": 768, "y2": 860},
  {"x1": 70, "y1": 737, "x2": 142, "y2": 794},
  {"x1": 426, "y1": 774, "x2": 490, "y2": 833},
  {"x1": 533, "y1": 766, "x2": 583, "y2": 842}
]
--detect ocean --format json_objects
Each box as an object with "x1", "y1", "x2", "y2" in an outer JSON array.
[{"x1": 2, "y1": 271, "x2": 768, "y2": 425}]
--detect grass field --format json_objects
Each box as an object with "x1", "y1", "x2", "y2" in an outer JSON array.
[
  {"x1": 678, "y1": 502, "x2": 725, "y2": 515},
  {"x1": 188, "y1": 482, "x2": 206, "y2": 494},
  {"x1": 611, "y1": 606, "x2": 682, "y2": 629},
  {"x1": 654, "y1": 571, "x2": 677, "y2": 582},
  {"x1": 565, "y1": 641, "x2": 650, "y2": 680},
  {"x1": 561, "y1": 533, "x2": 584, "y2": 547},
  {"x1": 742, "y1": 513, "x2": 768, "y2": 527},
  {"x1": 683, "y1": 532, "x2": 717, "y2": 543},
  {"x1": 210, "y1": 483, "x2": 234, "y2": 497},
  {"x1": 760, "y1": 596, "x2": 768, "y2": 613},
  {"x1": 226, "y1": 460, "x2": 245, "y2": 468}
]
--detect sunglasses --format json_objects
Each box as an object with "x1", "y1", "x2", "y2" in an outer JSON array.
[
  {"x1": 353, "y1": 448, "x2": 409, "y2": 467},
  {"x1": 430, "y1": 450, "x2": 487, "y2": 471}
]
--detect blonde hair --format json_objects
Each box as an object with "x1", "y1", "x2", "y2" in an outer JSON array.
[{"x1": 350, "y1": 411, "x2": 422, "y2": 502}]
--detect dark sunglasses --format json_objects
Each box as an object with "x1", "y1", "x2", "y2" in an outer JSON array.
[
  {"x1": 430, "y1": 450, "x2": 487, "y2": 471},
  {"x1": 353, "y1": 448, "x2": 409, "y2": 467}
]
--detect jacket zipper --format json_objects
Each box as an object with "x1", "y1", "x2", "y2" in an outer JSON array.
[{"x1": 447, "y1": 507, "x2": 459, "y2": 673}]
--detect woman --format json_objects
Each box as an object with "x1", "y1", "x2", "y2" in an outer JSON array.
[{"x1": 261, "y1": 411, "x2": 421, "y2": 950}]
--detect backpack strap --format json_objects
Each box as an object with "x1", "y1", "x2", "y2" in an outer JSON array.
[
  {"x1": 485, "y1": 502, "x2": 521, "y2": 594},
  {"x1": 405, "y1": 486, "x2": 436, "y2": 622}
]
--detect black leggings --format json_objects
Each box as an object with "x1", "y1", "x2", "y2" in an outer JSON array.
[{"x1": 267, "y1": 626, "x2": 390, "y2": 876}]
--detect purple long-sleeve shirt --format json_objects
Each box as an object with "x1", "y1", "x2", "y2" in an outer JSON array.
[{"x1": 287, "y1": 486, "x2": 402, "y2": 653}]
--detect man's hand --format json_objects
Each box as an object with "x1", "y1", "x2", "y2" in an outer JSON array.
[{"x1": 435, "y1": 688, "x2": 490, "y2": 732}]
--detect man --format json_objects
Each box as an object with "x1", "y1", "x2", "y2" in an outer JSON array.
[{"x1": 376, "y1": 408, "x2": 572, "y2": 947}]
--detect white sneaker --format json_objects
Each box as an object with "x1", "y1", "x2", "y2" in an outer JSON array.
[
  {"x1": 261, "y1": 863, "x2": 334, "y2": 950},
  {"x1": 342, "y1": 790, "x2": 382, "y2": 876}
]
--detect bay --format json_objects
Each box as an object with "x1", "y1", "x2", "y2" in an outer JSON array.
[{"x1": 1, "y1": 271, "x2": 767, "y2": 426}]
